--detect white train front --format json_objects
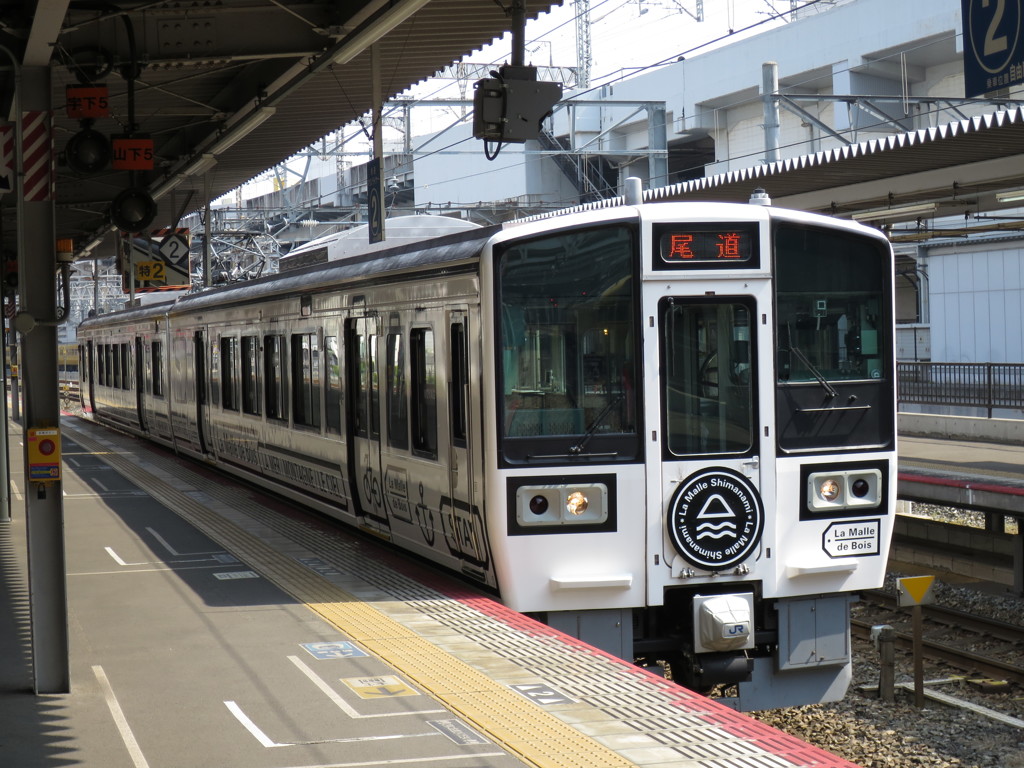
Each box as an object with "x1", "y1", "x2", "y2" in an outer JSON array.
[{"x1": 77, "y1": 195, "x2": 897, "y2": 711}]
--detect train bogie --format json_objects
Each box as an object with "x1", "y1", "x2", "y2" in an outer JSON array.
[{"x1": 79, "y1": 199, "x2": 896, "y2": 711}]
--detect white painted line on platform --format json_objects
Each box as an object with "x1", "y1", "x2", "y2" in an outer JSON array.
[
  {"x1": 288, "y1": 655, "x2": 446, "y2": 719},
  {"x1": 93, "y1": 665, "x2": 151, "y2": 768},
  {"x1": 145, "y1": 526, "x2": 225, "y2": 557},
  {"x1": 225, "y1": 698, "x2": 448, "y2": 750},
  {"x1": 225, "y1": 700, "x2": 284, "y2": 747},
  {"x1": 146, "y1": 527, "x2": 182, "y2": 556},
  {"x1": 67, "y1": 564, "x2": 228, "y2": 577},
  {"x1": 103, "y1": 543, "x2": 216, "y2": 569}
]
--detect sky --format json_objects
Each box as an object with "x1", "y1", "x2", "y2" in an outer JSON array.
[
  {"x1": 391, "y1": 0, "x2": 818, "y2": 136},
  {"x1": 227, "y1": 0, "x2": 843, "y2": 201}
]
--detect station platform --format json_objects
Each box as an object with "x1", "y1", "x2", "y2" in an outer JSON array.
[
  {"x1": 899, "y1": 434, "x2": 1024, "y2": 516},
  {"x1": 0, "y1": 416, "x2": 856, "y2": 768}
]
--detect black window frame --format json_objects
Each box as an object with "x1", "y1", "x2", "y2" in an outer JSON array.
[
  {"x1": 264, "y1": 333, "x2": 287, "y2": 421},
  {"x1": 410, "y1": 327, "x2": 437, "y2": 459}
]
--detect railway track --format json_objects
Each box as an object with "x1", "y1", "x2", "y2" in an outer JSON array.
[{"x1": 852, "y1": 590, "x2": 1024, "y2": 686}]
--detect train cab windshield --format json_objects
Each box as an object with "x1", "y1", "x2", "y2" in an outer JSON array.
[
  {"x1": 496, "y1": 225, "x2": 640, "y2": 464},
  {"x1": 774, "y1": 223, "x2": 893, "y2": 450}
]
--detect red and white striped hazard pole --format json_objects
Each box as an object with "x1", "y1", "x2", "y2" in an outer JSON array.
[{"x1": 20, "y1": 109, "x2": 55, "y2": 203}]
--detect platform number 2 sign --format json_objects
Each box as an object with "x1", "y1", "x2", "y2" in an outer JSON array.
[{"x1": 962, "y1": 0, "x2": 1024, "y2": 96}]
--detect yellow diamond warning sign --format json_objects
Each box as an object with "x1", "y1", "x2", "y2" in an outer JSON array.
[
  {"x1": 341, "y1": 675, "x2": 417, "y2": 699},
  {"x1": 897, "y1": 575, "x2": 935, "y2": 606}
]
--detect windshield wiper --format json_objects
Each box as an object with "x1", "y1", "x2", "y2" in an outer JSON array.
[
  {"x1": 569, "y1": 393, "x2": 624, "y2": 455},
  {"x1": 787, "y1": 344, "x2": 838, "y2": 399}
]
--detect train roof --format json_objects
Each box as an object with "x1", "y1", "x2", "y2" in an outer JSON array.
[{"x1": 79, "y1": 223, "x2": 500, "y2": 329}]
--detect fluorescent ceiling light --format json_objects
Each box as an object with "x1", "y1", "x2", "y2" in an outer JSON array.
[
  {"x1": 995, "y1": 189, "x2": 1024, "y2": 203},
  {"x1": 330, "y1": 0, "x2": 432, "y2": 67},
  {"x1": 852, "y1": 203, "x2": 936, "y2": 222},
  {"x1": 151, "y1": 174, "x2": 185, "y2": 200},
  {"x1": 210, "y1": 106, "x2": 277, "y2": 155},
  {"x1": 183, "y1": 153, "x2": 217, "y2": 176}
]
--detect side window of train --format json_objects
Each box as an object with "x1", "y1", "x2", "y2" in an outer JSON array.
[
  {"x1": 291, "y1": 332, "x2": 321, "y2": 428},
  {"x1": 450, "y1": 322, "x2": 468, "y2": 446},
  {"x1": 386, "y1": 328, "x2": 408, "y2": 450},
  {"x1": 152, "y1": 340, "x2": 164, "y2": 397},
  {"x1": 264, "y1": 334, "x2": 287, "y2": 421},
  {"x1": 410, "y1": 327, "x2": 437, "y2": 459},
  {"x1": 112, "y1": 343, "x2": 121, "y2": 389},
  {"x1": 171, "y1": 335, "x2": 184, "y2": 402},
  {"x1": 221, "y1": 336, "x2": 239, "y2": 411},
  {"x1": 121, "y1": 343, "x2": 130, "y2": 390},
  {"x1": 209, "y1": 337, "x2": 221, "y2": 408},
  {"x1": 324, "y1": 335, "x2": 340, "y2": 434},
  {"x1": 241, "y1": 335, "x2": 261, "y2": 416},
  {"x1": 369, "y1": 333, "x2": 380, "y2": 439}
]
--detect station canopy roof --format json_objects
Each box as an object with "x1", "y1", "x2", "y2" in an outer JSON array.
[
  {"x1": 0, "y1": 0, "x2": 562, "y2": 260},
  {"x1": 5, "y1": 2, "x2": 1024, "y2": 261}
]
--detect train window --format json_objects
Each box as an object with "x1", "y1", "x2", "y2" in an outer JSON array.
[
  {"x1": 112, "y1": 344, "x2": 121, "y2": 389},
  {"x1": 775, "y1": 226, "x2": 888, "y2": 383},
  {"x1": 386, "y1": 332, "x2": 408, "y2": 450},
  {"x1": 121, "y1": 343, "x2": 130, "y2": 389},
  {"x1": 290, "y1": 333, "x2": 320, "y2": 428},
  {"x1": 171, "y1": 335, "x2": 188, "y2": 403},
  {"x1": 221, "y1": 336, "x2": 239, "y2": 411},
  {"x1": 349, "y1": 326, "x2": 368, "y2": 438},
  {"x1": 661, "y1": 299, "x2": 755, "y2": 456},
  {"x1": 410, "y1": 328, "x2": 437, "y2": 458},
  {"x1": 450, "y1": 322, "x2": 468, "y2": 445},
  {"x1": 370, "y1": 335, "x2": 380, "y2": 439},
  {"x1": 241, "y1": 335, "x2": 261, "y2": 415},
  {"x1": 152, "y1": 340, "x2": 163, "y2": 397},
  {"x1": 774, "y1": 224, "x2": 893, "y2": 451},
  {"x1": 264, "y1": 334, "x2": 286, "y2": 421},
  {"x1": 496, "y1": 224, "x2": 640, "y2": 464},
  {"x1": 324, "y1": 336, "x2": 340, "y2": 433}
]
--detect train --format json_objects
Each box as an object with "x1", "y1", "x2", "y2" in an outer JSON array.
[{"x1": 76, "y1": 188, "x2": 897, "y2": 711}]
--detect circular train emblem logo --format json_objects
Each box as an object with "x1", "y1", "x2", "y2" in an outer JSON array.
[{"x1": 667, "y1": 468, "x2": 764, "y2": 571}]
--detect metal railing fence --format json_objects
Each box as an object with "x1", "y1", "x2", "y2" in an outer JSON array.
[{"x1": 897, "y1": 362, "x2": 1024, "y2": 417}]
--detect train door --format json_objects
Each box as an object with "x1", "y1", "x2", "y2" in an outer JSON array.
[
  {"x1": 445, "y1": 310, "x2": 487, "y2": 576},
  {"x1": 657, "y1": 290, "x2": 768, "y2": 579},
  {"x1": 134, "y1": 336, "x2": 147, "y2": 432},
  {"x1": 345, "y1": 315, "x2": 388, "y2": 532},
  {"x1": 193, "y1": 329, "x2": 208, "y2": 454}
]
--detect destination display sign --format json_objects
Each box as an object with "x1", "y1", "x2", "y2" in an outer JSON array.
[{"x1": 653, "y1": 222, "x2": 759, "y2": 269}]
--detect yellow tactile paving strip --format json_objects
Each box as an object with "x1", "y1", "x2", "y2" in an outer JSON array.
[{"x1": 65, "y1": 424, "x2": 636, "y2": 768}]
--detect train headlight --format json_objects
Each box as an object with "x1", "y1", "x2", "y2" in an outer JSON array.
[
  {"x1": 819, "y1": 478, "x2": 842, "y2": 503},
  {"x1": 514, "y1": 482, "x2": 608, "y2": 528},
  {"x1": 565, "y1": 491, "x2": 588, "y2": 516},
  {"x1": 807, "y1": 468, "x2": 883, "y2": 512}
]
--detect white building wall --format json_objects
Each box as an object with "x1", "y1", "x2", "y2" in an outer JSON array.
[
  {"x1": 415, "y1": 123, "x2": 578, "y2": 211},
  {"x1": 598, "y1": 0, "x2": 969, "y2": 177},
  {"x1": 926, "y1": 241, "x2": 1024, "y2": 362}
]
